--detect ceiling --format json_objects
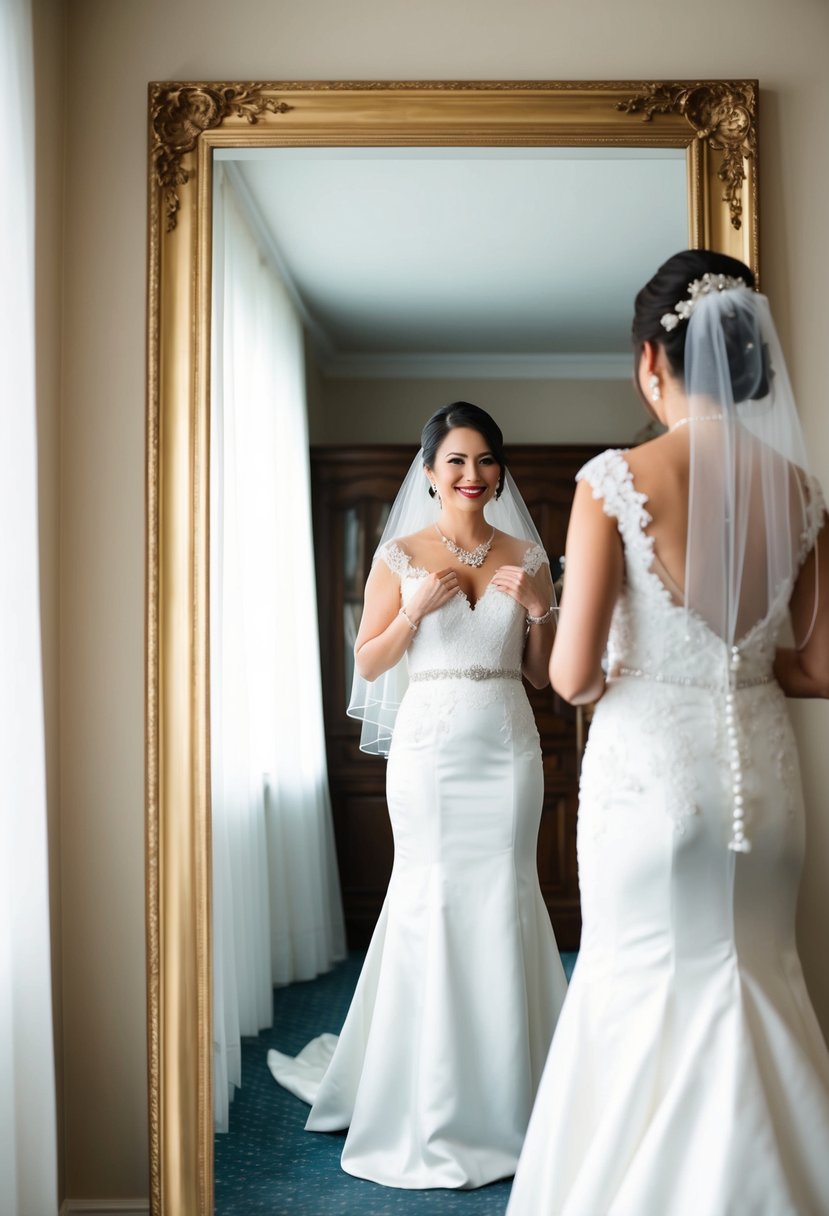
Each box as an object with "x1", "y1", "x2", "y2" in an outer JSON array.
[{"x1": 219, "y1": 146, "x2": 688, "y2": 378}]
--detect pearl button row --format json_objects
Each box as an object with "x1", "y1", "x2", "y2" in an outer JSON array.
[{"x1": 727, "y1": 646, "x2": 751, "y2": 853}]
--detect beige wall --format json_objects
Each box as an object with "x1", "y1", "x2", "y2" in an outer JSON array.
[
  {"x1": 315, "y1": 375, "x2": 643, "y2": 446},
  {"x1": 59, "y1": 0, "x2": 829, "y2": 1200},
  {"x1": 33, "y1": 0, "x2": 65, "y2": 1201}
]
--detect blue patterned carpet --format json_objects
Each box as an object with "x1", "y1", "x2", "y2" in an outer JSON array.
[{"x1": 215, "y1": 951, "x2": 578, "y2": 1215}]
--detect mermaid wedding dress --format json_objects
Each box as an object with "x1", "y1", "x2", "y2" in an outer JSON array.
[
  {"x1": 508, "y1": 449, "x2": 829, "y2": 1216},
  {"x1": 268, "y1": 539, "x2": 568, "y2": 1189}
]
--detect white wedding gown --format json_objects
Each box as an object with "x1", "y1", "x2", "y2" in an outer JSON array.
[
  {"x1": 268, "y1": 539, "x2": 568, "y2": 1189},
  {"x1": 508, "y1": 450, "x2": 829, "y2": 1216}
]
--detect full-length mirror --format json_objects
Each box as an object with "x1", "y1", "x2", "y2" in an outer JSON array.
[{"x1": 146, "y1": 81, "x2": 758, "y2": 1215}]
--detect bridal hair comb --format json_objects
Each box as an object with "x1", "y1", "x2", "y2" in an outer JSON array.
[{"x1": 660, "y1": 273, "x2": 747, "y2": 332}]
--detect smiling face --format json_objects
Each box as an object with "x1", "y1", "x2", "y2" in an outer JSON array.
[{"x1": 425, "y1": 426, "x2": 502, "y2": 512}]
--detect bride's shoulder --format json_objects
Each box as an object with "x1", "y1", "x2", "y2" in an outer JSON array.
[
  {"x1": 576, "y1": 447, "x2": 629, "y2": 484},
  {"x1": 395, "y1": 525, "x2": 434, "y2": 547},
  {"x1": 574, "y1": 448, "x2": 653, "y2": 530},
  {"x1": 495, "y1": 530, "x2": 548, "y2": 571},
  {"x1": 574, "y1": 448, "x2": 632, "y2": 506},
  {"x1": 378, "y1": 528, "x2": 434, "y2": 574}
]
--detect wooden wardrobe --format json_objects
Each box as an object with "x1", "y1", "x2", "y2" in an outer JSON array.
[{"x1": 310, "y1": 444, "x2": 601, "y2": 952}]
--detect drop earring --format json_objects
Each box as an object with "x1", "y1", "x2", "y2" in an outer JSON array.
[
  {"x1": 430, "y1": 481, "x2": 442, "y2": 507},
  {"x1": 649, "y1": 374, "x2": 661, "y2": 403}
]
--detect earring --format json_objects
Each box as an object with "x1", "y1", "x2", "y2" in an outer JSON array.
[
  {"x1": 649, "y1": 374, "x2": 661, "y2": 403},
  {"x1": 429, "y1": 482, "x2": 441, "y2": 506}
]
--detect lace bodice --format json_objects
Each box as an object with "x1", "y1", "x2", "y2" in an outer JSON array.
[
  {"x1": 577, "y1": 449, "x2": 826, "y2": 687},
  {"x1": 380, "y1": 540, "x2": 548, "y2": 676}
]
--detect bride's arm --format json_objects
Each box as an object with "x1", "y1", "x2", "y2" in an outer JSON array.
[
  {"x1": 353, "y1": 562, "x2": 418, "y2": 682},
  {"x1": 354, "y1": 559, "x2": 459, "y2": 682},
  {"x1": 489, "y1": 555, "x2": 555, "y2": 688},
  {"x1": 550, "y1": 480, "x2": 623, "y2": 705},
  {"x1": 522, "y1": 619, "x2": 555, "y2": 689},
  {"x1": 775, "y1": 524, "x2": 829, "y2": 698}
]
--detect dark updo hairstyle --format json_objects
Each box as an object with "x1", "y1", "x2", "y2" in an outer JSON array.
[
  {"x1": 421, "y1": 401, "x2": 506, "y2": 499},
  {"x1": 632, "y1": 249, "x2": 770, "y2": 402}
]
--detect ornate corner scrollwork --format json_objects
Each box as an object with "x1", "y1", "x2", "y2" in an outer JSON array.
[
  {"x1": 150, "y1": 84, "x2": 293, "y2": 232},
  {"x1": 617, "y1": 82, "x2": 756, "y2": 230}
]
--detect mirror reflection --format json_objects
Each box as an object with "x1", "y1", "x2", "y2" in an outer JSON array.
[{"x1": 208, "y1": 145, "x2": 687, "y2": 1207}]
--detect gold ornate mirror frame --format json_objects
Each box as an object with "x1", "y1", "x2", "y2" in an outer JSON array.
[{"x1": 145, "y1": 79, "x2": 759, "y2": 1215}]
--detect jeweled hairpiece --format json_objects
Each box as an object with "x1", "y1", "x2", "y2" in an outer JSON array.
[{"x1": 660, "y1": 272, "x2": 747, "y2": 332}]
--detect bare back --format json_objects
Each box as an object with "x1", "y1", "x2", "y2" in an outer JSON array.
[
  {"x1": 625, "y1": 429, "x2": 809, "y2": 639},
  {"x1": 623, "y1": 432, "x2": 691, "y2": 604}
]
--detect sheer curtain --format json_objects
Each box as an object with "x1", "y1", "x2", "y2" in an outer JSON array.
[
  {"x1": 211, "y1": 167, "x2": 346, "y2": 1131},
  {"x1": 0, "y1": 0, "x2": 59, "y2": 1210}
]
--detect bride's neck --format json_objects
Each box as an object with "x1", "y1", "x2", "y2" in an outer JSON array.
[{"x1": 436, "y1": 510, "x2": 492, "y2": 548}]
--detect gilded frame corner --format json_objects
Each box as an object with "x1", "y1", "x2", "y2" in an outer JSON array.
[{"x1": 145, "y1": 78, "x2": 759, "y2": 1215}]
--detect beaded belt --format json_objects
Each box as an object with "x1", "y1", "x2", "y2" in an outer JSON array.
[
  {"x1": 610, "y1": 664, "x2": 774, "y2": 693},
  {"x1": 409, "y1": 666, "x2": 521, "y2": 683}
]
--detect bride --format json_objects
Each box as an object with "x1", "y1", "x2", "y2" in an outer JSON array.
[
  {"x1": 508, "y1": 250, "x2": 829, "y2": 1215},
  {"x1": 269, "y1": 401, "x2": 568, "y2": 1189}
]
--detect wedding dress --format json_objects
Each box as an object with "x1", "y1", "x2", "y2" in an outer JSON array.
[
  {"x1": 507, "y1": 449, "x2": 829, "y2": 1216},
  {"x1": 268, "y1": 539, "x2": 568, "y2": 1189}
]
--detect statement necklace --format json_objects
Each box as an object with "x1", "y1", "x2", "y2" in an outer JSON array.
[
  {"x1": 669, "y1": 412, "x2": 726, "y2": 433},
  {"x1": 434, "y1": 523, "x2": 496, "y2": 568}
]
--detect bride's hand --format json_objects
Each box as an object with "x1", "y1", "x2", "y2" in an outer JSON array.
[
  {"x1": 405, "y1": 568, "x2": 461, "y2": 624},
  {"x1": 490, "y1": 565, "x2": 549, "y2": 618}
]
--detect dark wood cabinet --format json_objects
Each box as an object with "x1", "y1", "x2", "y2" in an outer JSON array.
[{"x1": 311, "y1": 444, "x2": 601, "y2": 951}]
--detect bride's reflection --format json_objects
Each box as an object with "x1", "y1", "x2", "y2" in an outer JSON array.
[
  {"x1": 208, "y1": 146, "x2": 688, "y2": 1205},
  {"x1": 269, "y1": 403, "x2": 567, "y2": 1188}
]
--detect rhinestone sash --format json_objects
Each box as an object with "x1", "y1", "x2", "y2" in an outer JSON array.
[
  {"x1": 610, "y1": 664, "x2": 774, "y2": 693},
  {"x1": 410, "y1": 666, "x2": 521, "y2": 683}
]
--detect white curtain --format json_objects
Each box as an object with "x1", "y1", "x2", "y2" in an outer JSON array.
[
  {"x1": 211, "y1": 168, "x2": 346, "y2": 1132},
  {"x1": 0, "y1": 0, "x2": 59, "y2": 1211}
]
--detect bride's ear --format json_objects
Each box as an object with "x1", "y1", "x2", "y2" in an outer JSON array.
[
  {"x1": 638, "y1": 340, "x2": 660, "y2": 382},
  {"x1": 636, "y1": 340, "x2": 666, "y2": 416},
  {"x1": 424, "y1": 465, "x2": 437, "y2": 497}
]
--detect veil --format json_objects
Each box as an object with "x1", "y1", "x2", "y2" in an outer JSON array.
[
  {"x1": 347, "y1": 450, "x2": 550, "y2": 756},
  {"x1": 682, "y1": 283, "x2": 822, "y2": 654},
  {"x1": 659, "y1": 279, "x2": 825, "y2": 855}
]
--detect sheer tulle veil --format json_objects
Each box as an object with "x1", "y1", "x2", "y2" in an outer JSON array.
[
  {"x1": 347, "y1": 451, "x2": 549, "y2": 755},
  {"x1": 681, "y1": 284, "x2": 822, "y2": 656}
]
